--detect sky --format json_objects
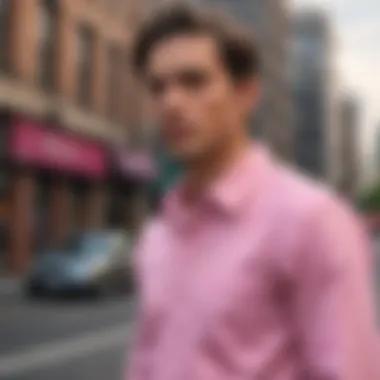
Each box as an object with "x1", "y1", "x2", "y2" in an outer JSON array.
[{"x1": 292, "y1": 0, "x2": 380, "y2": 185}]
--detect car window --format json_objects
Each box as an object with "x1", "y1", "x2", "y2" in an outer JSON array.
[
  {"x1": 60, "y1": 234, "x2": 108, "y2": 257},
  {"x1": 109, "y1": 234, "x2": 130, "y2": 254},
  {"x1": 56, "y1": 232, "x2": 130, "y2": 259},
  {"x1": 81, "y1": 235, "x2": 109, "y2": 256},
  {"x1": 61, "y1": 235, "x2": 83, "y2": 251}
]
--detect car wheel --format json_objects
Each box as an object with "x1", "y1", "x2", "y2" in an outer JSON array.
[
  {"x1": 93, "y1": 281, "x2": 115, "y2": 299},
  {"x1": 121, "y1": 277, "x2": 134, "y2": 294},
  {"x1": 25, "y1": 284, "x2": 44, "y2": 299}
]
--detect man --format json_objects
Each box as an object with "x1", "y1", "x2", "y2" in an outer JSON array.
[{"x1": 127, "y1": 4, "x2": 379, "y2": 379}]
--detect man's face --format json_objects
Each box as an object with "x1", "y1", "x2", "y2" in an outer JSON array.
[{"x1": 144, "y1": 34, "x2": 257, "y2": 163}]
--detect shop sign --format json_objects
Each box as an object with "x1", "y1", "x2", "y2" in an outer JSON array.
[
  {"x1": 115, "y1": 150, "x2": 157, "y2": 181},
  {"x1": 10, "y1": 119, "x2": 107, "y2": 179}
]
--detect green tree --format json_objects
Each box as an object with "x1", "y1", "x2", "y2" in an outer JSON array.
[{"x1": 358, "y1": 183, "x2": 380, "y2": 212}]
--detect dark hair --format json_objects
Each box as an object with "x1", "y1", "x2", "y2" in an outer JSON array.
[{"x1": 131, "y1": 3, "x2": 260, "y2": 81}]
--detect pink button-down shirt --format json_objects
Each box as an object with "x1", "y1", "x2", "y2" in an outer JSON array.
[{"x1": 127, "y1": 145, "x2": 379, "y2": 380}]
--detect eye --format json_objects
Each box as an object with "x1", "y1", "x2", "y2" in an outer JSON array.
[
  {"x1": 148, "y1": 78, "x2": 165, "y2": 96},
  {"x1": 180, "y1": 71, "x2": 208, "y2": 90}
]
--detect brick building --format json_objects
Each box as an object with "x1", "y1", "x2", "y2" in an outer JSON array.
[{"x1": 0, "y1": 0, "x2": 155, "y2": 274}]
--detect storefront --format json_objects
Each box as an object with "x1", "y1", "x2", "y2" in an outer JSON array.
[
  {"x1": 4, "y1": 115, "x2": 108, "y2": 274},
  {"x1": 109, "y1": 149, "x2": 156, "y2": 232}
]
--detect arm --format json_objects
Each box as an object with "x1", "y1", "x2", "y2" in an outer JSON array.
[{"x1": 293, "y1": 198, "x2": 379, "y2": 380}]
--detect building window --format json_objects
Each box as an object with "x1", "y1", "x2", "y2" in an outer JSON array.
[
  {"x1": 0, "y1": 0, "x2": 11, "y2": 72},
  {"x1": 36, "y1": 0, "x2": 58, "y2": 89},
  {"x1": 77, "y1": 25, "x2": 94, "y2": 107},
  {"x1": 106, "y1": 44, "x2": 122, "y2": 121}
]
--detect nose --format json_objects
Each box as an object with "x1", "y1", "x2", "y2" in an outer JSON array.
[{"x1": 161, "y1": 86, "x2": 186, "y2": 112}]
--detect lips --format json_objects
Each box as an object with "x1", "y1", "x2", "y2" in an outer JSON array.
[{"x1": 162, "y1": 121, "x2": 192, "y2": 142}]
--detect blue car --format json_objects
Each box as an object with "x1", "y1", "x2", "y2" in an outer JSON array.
[{"x1": 25, "y1": 231, "x2": 134, "y2": 298}]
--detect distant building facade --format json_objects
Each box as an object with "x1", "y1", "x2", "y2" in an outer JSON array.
[
  {"x1": 336, "y1": 96, "x2": 360, "y2": 199},
  {"x1": 291, "y1": 10, "x2": 337, "y2": 183},
  {"x1": 0, "y1": 0, "x2": 154, "y2": 274}
]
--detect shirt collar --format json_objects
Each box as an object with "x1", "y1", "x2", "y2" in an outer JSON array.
[{"x1": 162, "y1": 143, "x2": 274, "y2": 221}]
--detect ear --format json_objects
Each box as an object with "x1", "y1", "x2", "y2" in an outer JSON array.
[{"x1": 236, "y1": 77, "x2": 260, "y2": 110}]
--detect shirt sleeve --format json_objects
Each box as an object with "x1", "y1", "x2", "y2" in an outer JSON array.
[{"x1": 293, "y1": 197, "x2": 380, "y2": 380}]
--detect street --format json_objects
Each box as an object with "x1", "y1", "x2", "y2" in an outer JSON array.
[
  {"x1": 0, "y1": 289, "x2": 136, "y2": 380},
  {"x1": 0, "y1": 250, "x2": 379, "y2": 380}
]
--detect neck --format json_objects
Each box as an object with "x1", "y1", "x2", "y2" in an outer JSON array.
[{"x1": 183, "y1": 135, "x2": 251, "y2": 203}]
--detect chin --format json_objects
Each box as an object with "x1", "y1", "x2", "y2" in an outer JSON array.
[{"x1": 169, "y1": 146, "x2": 207, "y2": 164}]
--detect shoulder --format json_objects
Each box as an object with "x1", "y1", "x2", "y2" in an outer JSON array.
[
  {"x1": 273, "y1": 164, "x2": 369, "y2": 271},
  {"x1": 132, "y1": 215, "x2": 168, "y2": 270},
  {"x1": 135, "y1": 214, "x2": 168, "y2": 249},
  {"x1": 267, "y1": 163, "x2": 367, "y2": 263},
  {"x1": 271, "y1": 163, "x2": 351, "y2": 224}
]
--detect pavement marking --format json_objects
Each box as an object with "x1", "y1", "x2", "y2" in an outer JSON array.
[{"x1": 0, "y1": 323, "x2": 133, "y2": 378}]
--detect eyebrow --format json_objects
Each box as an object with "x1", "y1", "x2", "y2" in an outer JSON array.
[{"x1": 148, "y1": 64, "x2": 210, "y2": 81}]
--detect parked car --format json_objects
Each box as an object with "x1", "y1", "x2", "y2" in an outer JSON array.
[{"x1": 25, "y1": 230, "x2": 134, "y2": 298}]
